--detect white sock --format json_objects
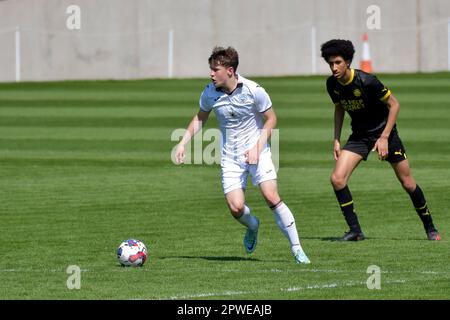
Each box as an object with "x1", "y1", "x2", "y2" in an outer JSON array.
[
  {"x1": 272, "y1": 202, "x2": 304, "y2": 255},
  {"x1": 237, "y1": 205, "x2": 259, "y2": 231}
]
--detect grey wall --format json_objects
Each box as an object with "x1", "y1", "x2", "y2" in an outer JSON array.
[{"x1": 0, "y1": 0, "x2": 449, "y2": 81}]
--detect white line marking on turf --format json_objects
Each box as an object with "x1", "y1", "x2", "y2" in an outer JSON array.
[
  {"x1": 220, "y1": 268, "x2": 449, "y2": 275},
  {"x1": 0, "y1": 268, "x2": 89, "y2": 272},
  {"x1": 163, "y1": 279, "x2": 407, "y2": 300},
  {"x1": 166, "y1": 291, "x2": 247, "y2": 299},
  {"x1": 0, "y1": 268, "x2": 446, "y2": 275}
]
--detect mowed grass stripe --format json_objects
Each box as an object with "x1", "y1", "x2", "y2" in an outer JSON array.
[{"x1": 1, "y1": 116, "x2": 448, "y2": 130}]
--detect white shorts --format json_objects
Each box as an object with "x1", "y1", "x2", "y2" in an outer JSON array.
[{"x1": 221, "y1": 148, "x2": 277, "y2": 194}]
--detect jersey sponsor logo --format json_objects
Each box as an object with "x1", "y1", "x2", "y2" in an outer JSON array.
[
  {"x1": 353, "y1": 89, "x2": 362, "y2": 97},
  {"x1": 340, "y1": 99, "x2": 365, "y2": 111}
]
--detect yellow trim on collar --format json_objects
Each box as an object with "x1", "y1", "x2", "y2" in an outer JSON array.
[{"x1": 338, "y1": 69, "x2": 355, "y2": 86}]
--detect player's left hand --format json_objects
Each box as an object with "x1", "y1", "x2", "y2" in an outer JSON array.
[
  {"x1": 372, "y1": 137, "x2": 389, "y2": 160},
  {"x1": 245, "y1": 145, "x2": 260, "y2": 164}
]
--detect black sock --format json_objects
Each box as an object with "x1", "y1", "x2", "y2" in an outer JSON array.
[
  {"x1": 408, "y1": 184, "x2": 436, "y2": 232},
  {"x1": 334, "y1": 186, "x2": 362, "y2": 233}
]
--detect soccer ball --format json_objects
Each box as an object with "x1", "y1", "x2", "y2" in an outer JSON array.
[{"x1": 117, "y1": 239, "x2": 148, "y2": 267}]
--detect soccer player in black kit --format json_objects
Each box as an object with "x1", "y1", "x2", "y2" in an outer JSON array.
[{"x1": 321, "y1": 39, "x2": 441, "y2": 241}]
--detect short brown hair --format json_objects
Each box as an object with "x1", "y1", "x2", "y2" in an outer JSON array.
[{"x1": 208, "y1": 46, "x2": 239, "y2": 72}]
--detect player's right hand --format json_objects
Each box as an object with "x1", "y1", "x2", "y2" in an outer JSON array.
[
  {"x1": 333, "y1": 140, "x2": 341, "y2": 161},
  {"x1": 175, "y1": 144, "x2": 185, "y2": 164}
]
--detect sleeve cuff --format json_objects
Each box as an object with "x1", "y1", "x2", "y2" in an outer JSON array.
[
  {"x1": 261, "y1": 106, "x2": 272, "y2": 113},
  {"x1": 380, "y1": 90, "x2": 391, "y2": 101}
]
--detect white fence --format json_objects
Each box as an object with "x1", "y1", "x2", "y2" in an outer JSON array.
[{"x1": 0, "y1": 0, "x2": 449, "y2": 82}]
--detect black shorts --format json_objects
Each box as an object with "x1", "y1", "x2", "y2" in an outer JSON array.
[{"x1": 343, "y1": 130, "x2": 407, "y2": 163}]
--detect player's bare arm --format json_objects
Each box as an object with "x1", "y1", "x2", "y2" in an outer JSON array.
[
  {"x1": 333, "y1": 103, "x2": 345, "y2": 161},
  {"x1": 372, "y1": 94, "x2": 400, "y2": 160},
  {"x1": 175, "y1": 110, "x2": 211, "y2": 164},
  {"x1": 245, "y1": 107, "x2": 277, "y2": 164}
]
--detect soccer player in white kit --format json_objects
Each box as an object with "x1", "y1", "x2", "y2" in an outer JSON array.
[{"x1": 175, "y1": 47, "x2": 310, "y2": 264}]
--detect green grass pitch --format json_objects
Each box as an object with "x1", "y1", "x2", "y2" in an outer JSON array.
[{"x1": 0, "y1": 73, "x2": 449, "y2": 299}]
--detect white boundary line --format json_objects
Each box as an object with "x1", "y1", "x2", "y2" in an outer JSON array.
[
  {"x1": 163, "y1": 279, "x2": 407, "y2": 300},
  {"x1": 0, "y1": 268, "x2": 447, "y2": 274}
]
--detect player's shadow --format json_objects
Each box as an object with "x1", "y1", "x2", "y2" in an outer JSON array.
[
  {"x1": 320, "y1": 236, "x2": 345, "y2": 242},
  {"x1": 304, "y1": 235, "x2": 427, "y2": 241},
  {"x1": 359, "y1": 236, "x2": 428, "y2": 241},
  {"x1": 163, "y1": 255, "x2": 262, "y2": 262},
  {"x1": 302, "y1": 236, "x2": 373, "y2": 242}
]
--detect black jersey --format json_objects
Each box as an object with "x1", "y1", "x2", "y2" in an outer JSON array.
[{"x1": 326, "y1": 69, "x2": 392, "y2": 135}]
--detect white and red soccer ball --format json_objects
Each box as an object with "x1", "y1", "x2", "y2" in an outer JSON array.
[{"x1": 117, "y1": 239, "x2": 148, "y2": 267}]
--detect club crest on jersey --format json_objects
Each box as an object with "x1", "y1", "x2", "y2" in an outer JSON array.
[
  {"x1": 238, "y1": 94, "x2": 247, "y2": 103},
  {"x1": 235, "y1": 93, "x2": 252, "y2": 104},
  {"x1": 353, "y1": 89, "x2": 362, "y2": 97}
]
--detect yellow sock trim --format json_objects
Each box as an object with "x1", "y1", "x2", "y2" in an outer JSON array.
[{"x1": 340, "y1": 200, "x2": 354, "y2": 207}]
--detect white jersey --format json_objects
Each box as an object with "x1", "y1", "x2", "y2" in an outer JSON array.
[{"x1": 199, "y1": 75, "x2": 272, "y2": 162}]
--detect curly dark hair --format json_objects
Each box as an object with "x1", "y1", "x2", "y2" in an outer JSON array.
[
  {"x1": 208, "y1": 46, "x2": 239, "y2": 72},
  {"x1": 320, "y1": 39, "x2": 355, "y2": 63}
]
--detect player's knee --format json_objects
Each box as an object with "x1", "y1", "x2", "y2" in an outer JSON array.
[
  {"x1": 400, "y1": 178, "x2": 416, "y2": 193},
  {"x1": 264, "y1": 193, "x2": 281, "y2": 207},
  {"x1": 330, "y1": 173, "x2": 346, "y2": 189},
  {"x1": 228, "y1": 203, "x2": 245, "y2": 217}
]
